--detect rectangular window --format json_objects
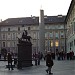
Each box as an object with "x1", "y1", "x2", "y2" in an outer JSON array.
[
  {"x1": 28, "y1": 27, "x2": 30, "y2": 30},
  {"x1": 60, "y1": 40, "x2": 64, "y2": 46},
  {"x1": 12, "y1": 42, "x2": 15, "y2": 47},
  {"x1": 55, "y1": 32, "x2": 59, "y2": 38},
  {"x1": 7, "y1": 33, "x2": 11, "y2": 40},
  {"x1": 8, "y1": 28, "x2": 10, "y2": 31},
  {"x1": 14, "y1": 42, "x2": 15, "y2": 47},
  {"x1": 12, "y1": 33, "x2": 15, "y2": 40},
  {"x1": 55, "y1": 41, "x2": 59, "y2": 47},
  {"x1": 50, "y1": 40, "x2": 53, "y2": 47},
  {"x1": 58, "y1": 25, "x2": 64, "y2": 29},
  {"x1": 33, "y1": 32, "x2": 36, "y2": 39},
  {"x1": 49, "y1": 32, "x2": 53, "y2": 38},
  {"x1": 70, "y1": 41, "x2": 73, "y2": 47},
  {"x1": 45, "y1": 33, "x2": 48, "y2": 39},
  {"x1": 3, "y1": 42, "x2": 5, "y2": 47},
  {"x1": 33, "y1": 40, "x2": 36, "y2": 46},
  {"x1": 3, "y1": 33, "x2": 5, "y2": 39},
  {"x1": 7, "y1": 42, "x2": 10, "y2": 47},
  {"x1": 18, "y1": 27, "x2": 20, "y2": 31},
  {"x1": 60, "y1": 31, "x2": 64, "y2": 38}
]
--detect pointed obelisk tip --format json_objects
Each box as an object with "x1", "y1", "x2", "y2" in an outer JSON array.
[{"x1": 40, "y1": 4, "x2": 43, "y2": 11}]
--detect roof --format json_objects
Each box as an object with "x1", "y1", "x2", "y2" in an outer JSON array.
[
  {"x1": 0, "y1": 17, "x2": 39, "y2": 26},
  {"x1": 44, "y1": 16, "x2": 65, "y2": 24},
  {"x1": 0, "y1": 16, "x2": 66, "y2": 26}
]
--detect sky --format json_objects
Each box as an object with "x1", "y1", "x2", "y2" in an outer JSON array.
[{"x1": 0, "y1": 0, "x2": 72, "y2": 21}]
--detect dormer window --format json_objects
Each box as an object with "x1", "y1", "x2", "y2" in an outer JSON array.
[{"x1": 57, "y1": 15, "x2": 63, "y2": 18}]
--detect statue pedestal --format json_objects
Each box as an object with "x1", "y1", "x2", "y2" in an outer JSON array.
[{"x1": 17, "y1": 41, "x2": 32, "y2": 69}]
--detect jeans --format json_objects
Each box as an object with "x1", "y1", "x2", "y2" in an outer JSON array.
[{"x1": 46, "y1": 66, "x2": 52, "y2": 73}]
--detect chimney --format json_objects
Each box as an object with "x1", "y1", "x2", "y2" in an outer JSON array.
[{"x1": 57, "y1": 15, "x2": 63, "y2": 18}]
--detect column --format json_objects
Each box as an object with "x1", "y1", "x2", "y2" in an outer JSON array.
[{"x1": 39, "y1": 9, "x2": 45, "y2": 54}]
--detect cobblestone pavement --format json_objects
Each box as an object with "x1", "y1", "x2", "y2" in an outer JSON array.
[{"x1": 0, "y1": 60, "x2": 75, "y2": 75}]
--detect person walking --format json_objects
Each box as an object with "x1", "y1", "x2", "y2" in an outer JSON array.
[
  {"x1": 34, "y1": 52, "x2": 38, "y2": 66},
  {"x1": 7, "y1": 52, "x2": 14, "y2": 70},
  {"x1": 4, "y1": 53, "x2": 7, "y2": 61},
  {"x1": 45, "y1": 51, "x2": 54, "y2": 74},
  {"x1": 37, "y1": 52, "x2": 41, "y2": 65}
]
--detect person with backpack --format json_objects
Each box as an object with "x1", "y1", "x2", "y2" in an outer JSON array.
[{"x1": 45, "y1": 51, "x2": 54, "y2": 74}]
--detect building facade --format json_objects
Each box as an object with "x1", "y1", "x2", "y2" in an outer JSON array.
[
  {"x1": 65, "y1": 0, "x2": 75, "y2": 54},
  {"x1": 0, "y1": 14, "x2": 66, "y2": 54}
]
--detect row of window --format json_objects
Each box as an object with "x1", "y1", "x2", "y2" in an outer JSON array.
[
  {"x1": 45, "y1": 41, "x2": 59, "y2": 47},
  {"x1": 45, "y1": 25, "x2": 64, "y2": 29},
  {"x1": 0, "y1": 33, "x2": 18, "y2": 40},
  {"x1": 0, "y1": 31, "x2": 64, "y2": 40},
  {"x1": 0, "y1": 24, "x2": 65, "y2": 32},
  {"x1": 45, "y1": 31, "x2": 64, "y2": 38},
  {"x1": 31, "y1": 31, "x2": 64, "y2": 39},
  {"x1": 1, "y1": 39, "x2": 65, "y2": 48},
  {"x1": 1, "y1": 41, "x2": 16, "y2": 47},
  {"x1": 32, "y1": 40, "x2": 65, "y2": 47}
]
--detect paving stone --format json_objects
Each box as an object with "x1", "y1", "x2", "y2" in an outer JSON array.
[{"x1": 0, "y1": 60, "x2": 75, "y2": 75}]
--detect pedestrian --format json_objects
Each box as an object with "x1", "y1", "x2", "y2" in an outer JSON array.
[
  {"x1": 40, "y1": 52, "x2": 43, "y2": 60},
  {"x1": 4, "y1": 53, "x2": 7, "y2": 61},
  {"x1": 34, "y1": 53, "x2": 38, "y2": 66},
  {"x1": 37, "y1": 52, "x2": 41, "y2": 65},
  {"x1": 14, "y1": 58, "x2": 17, "y2": 66},
  {"x1": 71, "y1": 51, "x2": 74, "y2": 60},
  {"x1": 7, "y1": 52, "x2": 14, "y2": 70},
  {"x1": 67, "y1": 52, "x2": 70, "y2": 60},
  {"x1": 45, "y1": 51, "x2": 54, "y2": 74}
]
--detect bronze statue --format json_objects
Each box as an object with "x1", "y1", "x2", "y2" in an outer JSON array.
[
  {"x1": 24, "y1": 30, "x2": 28, "y2": 36},
  {"x1": 18, "y1": 30, "x2": 31, "y2": 42}
]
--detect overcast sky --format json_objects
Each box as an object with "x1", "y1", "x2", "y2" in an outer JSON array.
[{"x1": 0, "y1": 0, "x2": 71, "y2": 20}]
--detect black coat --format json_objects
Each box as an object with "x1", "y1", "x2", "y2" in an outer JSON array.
[
  {"x1": 46, "y1": 54, "x2": 53, "y2": 67},
  {"x1": 7, "y1": 53, "x2": 12, "y2": 63}
]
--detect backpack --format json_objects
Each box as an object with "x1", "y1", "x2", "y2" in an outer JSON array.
[
  {"x1": 51, "y1": 60, "x2": 54, "y2": 66},
  {"x1": 47, "y1": 60, "x2": 54, "y2": 67}
]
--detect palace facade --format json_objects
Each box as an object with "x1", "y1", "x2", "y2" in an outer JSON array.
[{"x1": 0, "y1": 15, "x2": 66, "y2": 54}]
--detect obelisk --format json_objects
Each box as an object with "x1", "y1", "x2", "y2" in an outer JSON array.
[{"x1": 39, "y1": 9, "x2": 45, "y2": 55}]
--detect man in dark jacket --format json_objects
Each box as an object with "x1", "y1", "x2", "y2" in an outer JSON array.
[
  {"x1": 7, "y1": 52, "x2": 13, "y2": 70},
  {"x1": 46, "y1": 51, "x2": 54, "y2": 74}
]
